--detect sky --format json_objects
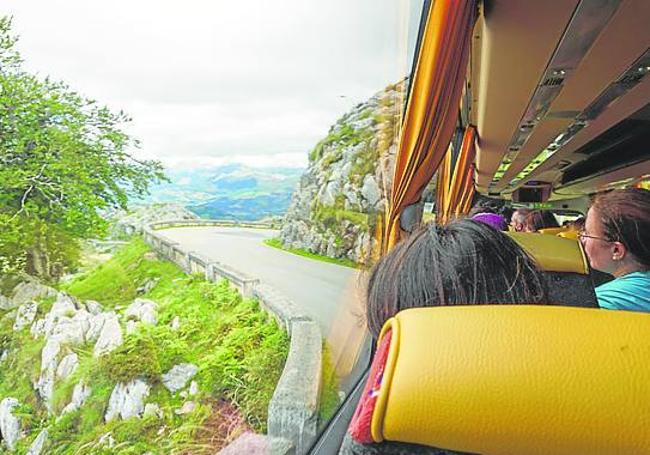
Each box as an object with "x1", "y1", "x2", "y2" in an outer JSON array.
[{"x1": 4, "y1": 0, "x2": 422, "y2": 170}]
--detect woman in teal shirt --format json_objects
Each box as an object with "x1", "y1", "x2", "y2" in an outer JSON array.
[{"x1": 580, "y1": 188, "x2": 650, "y2": 312}]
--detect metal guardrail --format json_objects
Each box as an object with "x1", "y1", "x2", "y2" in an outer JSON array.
[{"x1": 141, "y1": 220, "x2": 321, "y2": 454}]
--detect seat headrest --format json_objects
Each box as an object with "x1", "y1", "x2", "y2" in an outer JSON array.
[
  {"x1": 507, "y1": 232, "x2": 588, "y2": 274},
  {"x1": 368, "y1": 306, "x2": 650, "y2": 455}
]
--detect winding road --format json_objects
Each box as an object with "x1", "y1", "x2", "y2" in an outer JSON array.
[{"x1": 160, "y1": 227, "x2": 361, "y2": 334}]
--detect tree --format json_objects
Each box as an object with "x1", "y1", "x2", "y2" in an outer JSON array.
[{"x1": 0, "y1": 16, "x2": 166, "y2": 280}]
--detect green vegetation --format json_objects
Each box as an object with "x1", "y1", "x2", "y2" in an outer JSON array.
[
  {"x1": 318, "y1": 344, "x2": 341, "y2": 426},
  {"x1": 1, "y1": 239, "x2": 289, "y2": 453},
  {"x1": 263, "y1": 238, "x2": 358, "y2": 269},
  {"x1": 0, "y1": 17, "x2": 165, "y2": 281}
]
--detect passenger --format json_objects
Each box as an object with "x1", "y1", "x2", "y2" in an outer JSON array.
[
  {"x1": 581, "y1": 188, "x2": 650, "y2": 312},
  {"x1": 471, "y1": 212, "x2": 508, "y2": 231},
  {"x1": 365, "y1": 218, "x2": 547, "y2": 336},
  {"x1": 510, "y1": 208, "x2": 530, "y2": 232},
  {"x1": 522, "y1": 210, "x2": 560, "y2": 232}
]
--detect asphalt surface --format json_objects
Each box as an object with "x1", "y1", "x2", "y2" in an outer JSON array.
[{"x1": 161, "y1": 227, "x2": 360, "y2": 334}]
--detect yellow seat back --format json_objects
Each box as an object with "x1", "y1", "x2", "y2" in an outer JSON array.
[
  {"x1": 372, "y1": 306, "x2": 650, "y2": 455},
  {"x1": 507, "y1": 232, "x2": 588, "y2": 274},
  {"x1": 538, "y1": 226, "x2": 567, "y2": 235}
]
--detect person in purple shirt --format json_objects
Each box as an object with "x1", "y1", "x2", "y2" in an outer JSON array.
[{"x1": 580, "y1": 188, "x2": 650, "y2": 312}]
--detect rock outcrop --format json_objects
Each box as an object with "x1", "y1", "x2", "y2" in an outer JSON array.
[
  {"x1": 279, "y1": 81, "x2": 405, "y2": 265},
  {"x1": 162, "y1": 363, "x2": 198, "y2": 393},
  {"x1": 0, "y1": 398, "x2": 22, "y2": 451},
  {"x1": 105, "y1": 380, "x2": 151, "y2": 422}
]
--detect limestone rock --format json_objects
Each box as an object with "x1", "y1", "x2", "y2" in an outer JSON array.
[
  {"x1": 0, "y1": 398, "x2": 22, "y2": 452},
  {"x1": 143, "y1": 403, "x2": 163, "y2": 419},
  {"x1": 361, "y1": 174, "x2": 381, "y2": 208},
  {"x1": 0, "y1": 295, "x2": 13, "y2": 311},
  {"x1": 13, "y1": 302, "x2": 38, "y2": 331},
  {"x1": 170, "y1": 317, "x2": 181, "y2": 331},
  {"x1": 56, "y1": 353, "x2": 79, "y2": 380},
  {"x1": 93, "y1": 313, "x2": 123, "y2": 357},
  {"x1": 62, "y1": 382, "x2": 91, "y2": 415},
  {"x1": 26, "y1": 428, "x2": 48, "y2": 455},
  {"x1": 125, "y1": 320, "x2": 137, "y2": 335},
  {"x1": 11, "y1": 283, "x2": 57, "y2": 308},
  {"x1": 85, "y1": 300, "x2": 103, "y2": 315},
  {"x1": 162, "y1": 363, "x2": 198, "y2": 393},
  {"x1": 188, "y1": 381, "x2": 199, "y2": 396},
  {"x1": 124, "y1": 298, "x2": 158, "y2": 326},
  {"x1": 105, "y1": 380, "x2": 150, "y2": 422},
  {"x1": 174, "y1": 401, "x2": 196, "y2": 415}
]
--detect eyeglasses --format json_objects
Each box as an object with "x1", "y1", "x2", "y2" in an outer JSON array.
[{"x1": 578, "y1": 230, "x2": 611, "y2": 242}]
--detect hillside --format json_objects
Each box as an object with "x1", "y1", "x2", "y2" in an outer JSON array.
[
  {"x1": 279, "y1": 81, "x2": 405, "y2": 265},
  {"x1": 0, "y1": 240, "x2": 288, "y2": 454}
]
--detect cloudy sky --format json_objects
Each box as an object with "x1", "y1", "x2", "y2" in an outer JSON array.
[{"x1": 4, "y1": 0, "x2": 422, "y2": 169}]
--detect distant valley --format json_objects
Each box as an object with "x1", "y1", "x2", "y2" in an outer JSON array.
[{"x1": 141, "y1": 163, "x2": 303, "y2": 221}]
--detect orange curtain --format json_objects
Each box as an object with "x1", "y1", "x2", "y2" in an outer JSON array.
[
  {"x1": 437, "y1": 125, "x2": 477, "y2": 223},
  {"x1": 382, "y1": 0, "x2": 477, "y2": 253},
  {"x1": 435, "y1": 144, "x2": 453, "y2": 222}
]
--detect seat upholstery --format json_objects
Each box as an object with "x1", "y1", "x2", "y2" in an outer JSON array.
[{"x1": 349, "y1": 306, "x2": 650, "y2": 455}]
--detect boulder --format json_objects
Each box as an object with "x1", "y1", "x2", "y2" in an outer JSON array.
[
  {"x1": 84, "y1": 300, "x2": 103, "y2": 315},
  {"x1": 105, "y1": 380, "x2": 150, "y2": 421},
  {"x1": 26, "y1": 428, "x2": 48, "y2": 455},
  {"x1": 13, "y1": 302, "x2": 39, "y2": 331},
  {"x1": 143, "y1": 403, "x2": 163, "y2": 419},
  {"x1": 0, "y1": 295, "x2": 13, "y2": 311},
  {"x1": 93, "y1": 313, "x2": 123, "y2": 357},
  {"x1": 62, "y1": 382, "x2": 91, "y2": 415},
  {"x1": 56, "y1": 353, "x2": 79, "y2": 380},
  {"x1": 11, "y1": 283, "x2": 57, "y2": 308},
  {"x1": 162, "y1": 363, "x2": 198, "y2": 393},
  {"x1": 361, "y1": 175, "x2": 381, "y2": 208},
  {"x1": 0, "y1": 398, "x2": 22, "y2": 451},
  {"x1": 124, "y1": 299, "x2": 158, "y2": 326}
]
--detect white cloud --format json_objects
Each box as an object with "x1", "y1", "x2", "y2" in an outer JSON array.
[{"x1": 3, "y1": 0, "x2": 423, "y2": 169}]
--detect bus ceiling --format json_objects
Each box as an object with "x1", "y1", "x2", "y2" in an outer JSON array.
[{"x1": 469, "y1": 0, "x2": 650, "y2": 199}]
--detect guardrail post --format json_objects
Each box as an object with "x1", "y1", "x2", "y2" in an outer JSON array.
[{"x1": 268, "y1": 320, "x2": 321, "y2": 455}]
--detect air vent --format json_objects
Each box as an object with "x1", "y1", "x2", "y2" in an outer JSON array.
[{"x1": 561, "y1": 103, "x2": 650, "y2": 185}]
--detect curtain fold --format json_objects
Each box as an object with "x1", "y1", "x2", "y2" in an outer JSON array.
[
  {"x1": 382, "y1": 0, "x2": 477, "y2": 254},
  {"x1": 438, "y1": 125, "x2": 477, "y2": 224}
]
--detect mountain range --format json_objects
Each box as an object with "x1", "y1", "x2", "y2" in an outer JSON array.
[{"x1": 141, "y1": 164, "x2": 303, "y2": 221}]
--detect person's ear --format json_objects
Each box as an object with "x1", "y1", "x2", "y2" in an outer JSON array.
[{"x1": 611, "y1": 241, "x2": 627, "y2": 261}]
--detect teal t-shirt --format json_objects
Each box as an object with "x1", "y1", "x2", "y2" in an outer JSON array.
[{"x1": 596, "y1": 271, "x2": 650, "y2": 312}]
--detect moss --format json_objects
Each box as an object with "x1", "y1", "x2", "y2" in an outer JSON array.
[{"x1": 264, "y1": 238, "x2": 358, "y2": 269}]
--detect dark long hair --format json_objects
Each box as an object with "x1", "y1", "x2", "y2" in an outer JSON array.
[
  {"x1": 366, "y1": 219, "x2": 547, "y2": 336},
  {"x1": 523, "y1": 210, "x2": 559, "y2": 232},
  {"x1": 591, "y1": 188, "x2": 650, "y2": 268}
]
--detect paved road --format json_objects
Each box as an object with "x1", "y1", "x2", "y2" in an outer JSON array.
[{"x1": 161, "y1": 227, "x2": 360, "y2": 334}]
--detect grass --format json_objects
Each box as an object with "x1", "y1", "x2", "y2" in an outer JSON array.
[
  {"x1": 318, "y1": 344, "x2": 341, "y2": 427},
  {"x1": 1, "y1": 238, "x2": 289, "y2": 454},
  {"x1": 263, "y1": 238, "x2": 358, "y2": 269}
]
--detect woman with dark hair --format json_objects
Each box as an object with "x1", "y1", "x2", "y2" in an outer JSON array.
[
  {"x1": 522, "y1": 210, "x2": 560, "y2": 232},
  {"x1": 580, "y1": 188, "x2": 650, "y2": 312},
  {"x1": 365, "y1": 218, "x2": 548, "y2": 336}
]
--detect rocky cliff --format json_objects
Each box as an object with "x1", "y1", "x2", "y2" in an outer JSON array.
[{"x1": 279, "y1": 82, "x2": 405, "y2": 265}]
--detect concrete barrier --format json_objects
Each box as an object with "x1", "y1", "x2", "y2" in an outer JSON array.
[{"x1": 143, "y1": 220, "x2": 322, "y2": 454}]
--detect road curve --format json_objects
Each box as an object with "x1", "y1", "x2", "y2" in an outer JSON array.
[{"x1": 160, "y1": 226, "x2": 360, "y2": 334}]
